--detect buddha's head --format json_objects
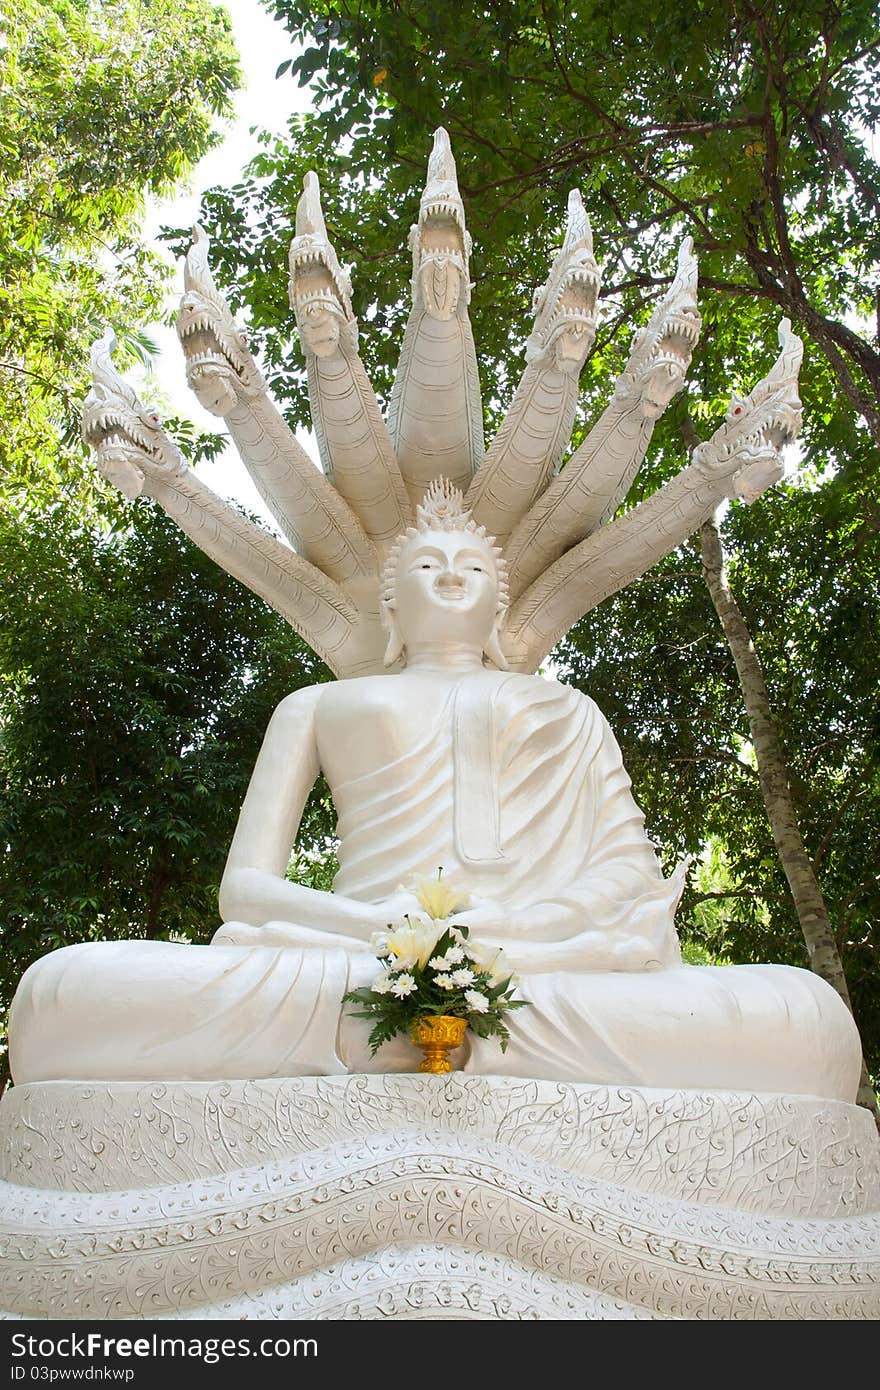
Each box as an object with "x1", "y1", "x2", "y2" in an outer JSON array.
[{"x1": 380, "y1": 480, "x2": 509, "y2": 668}]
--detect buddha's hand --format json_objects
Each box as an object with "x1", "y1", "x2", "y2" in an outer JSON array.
[
  {"x1": 369, "y1": 891, "x2": 430, "y2": 926},
  {"x1": 448, "y1": 896, "x2": 508, "y2": 935},
  {"x1": 214, "y1": 920, "x2": 373, "y2": 953}
]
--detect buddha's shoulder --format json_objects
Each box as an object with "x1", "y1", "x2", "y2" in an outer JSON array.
[
  {"x1": 494, "y1": 671, "x2": 600, "y2": 715},
  {"x1": 289, "y1": 673, "x2": 403, "y2": 720},
  {"x1": 270, "y1": 672, "x2": 603, "y2": 720},
  {"x1": 271, "y1": 681, "x2": 334, "y2": 721}
]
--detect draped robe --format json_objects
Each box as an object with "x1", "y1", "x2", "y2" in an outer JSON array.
[
  {"x1": 332, "y1": 674, "x2": 686, "y2": 967},
  {"x1": 9, "y1": 674, "x2": 861, "y2": 1100}
]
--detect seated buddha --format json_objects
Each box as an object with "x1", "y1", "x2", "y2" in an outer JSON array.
[{"x1": 8, "y1": 487, "x2": 861, "y2": 1101}]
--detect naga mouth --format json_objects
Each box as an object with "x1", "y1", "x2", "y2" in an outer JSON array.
[
  {"x1": 81, "y1": 404, "x2": 172, "y2": 498},
  {"x1": 660, "y1": 306, "x2": 702, "y2": 354},
  {"x1": 699, "y1": 393, "x2": 803, "y2": 486},
  {"x1": 538, "y1": 258, "x2": 601, "y2": 360},
  {"x1": 82, "y1": 407, "x2": 158, "y2": 460},
  {"x1": 418, "y1": 212, "x2": 465, "y2": 264},
  {"x1": 740, "y1": 410, "x2": 801, "y2": 454},
  {"x1": 296, "y1": 287, "x2": 346, "y2": 315},
  {"x1": 651, "y1": 307, "x2": 702, "y2": 375},
  {"x1": 640, "y1": 307, "x2": 703, "y2": 414},
  {"x1": 177, "y1": 301, "x2": 246, "y2": 383},
  {"x1": 419, "y1": 192, "x2": 466, "y2": 239},
  {"x1": 547, "y1": 276, "x2": 599, "y2": 330},
  {"x1": 289, "y1": 241, "x2": 350, "y2": 314},
  {"x1": 416, "y1": 202, "x2": 468, "y2": 319},
  {"x1": 725, "y1": 377, "x2": 802, "y2": 451}
]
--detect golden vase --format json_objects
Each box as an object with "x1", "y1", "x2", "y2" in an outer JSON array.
[{"x1": 410, "y1": 1015, "x2": 468, "y2": 1074}]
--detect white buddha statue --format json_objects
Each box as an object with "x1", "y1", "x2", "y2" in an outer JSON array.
[{"x1": 8, "y1": 485, "x2": 861, "y2": 1101}]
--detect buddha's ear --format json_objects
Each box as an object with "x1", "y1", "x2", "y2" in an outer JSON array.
[
  {"x1": 381, "y1": 602, "x2": 405, "y2": 667},
  {"x1": 484, "y1": 610, "x2": 509, "y2": 670}
]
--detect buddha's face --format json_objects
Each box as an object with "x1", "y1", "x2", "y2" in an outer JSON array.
[{"x1": 392, "y1": 528, "x2": 500, "y2": 651}]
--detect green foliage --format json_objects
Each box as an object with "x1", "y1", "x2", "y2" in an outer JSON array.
[
  {"x1": 0, "y1": 501, "x2": 335, "y2": 1028},
  {"x1": 0, "y1": 0, "x2": 240, "y2": 507},
  {"x1": 196, "y1": 0, "x2": 880, "y2": 451},
  {"x1": 285, "y1": 819, "x2": 339, "y2": 892}
]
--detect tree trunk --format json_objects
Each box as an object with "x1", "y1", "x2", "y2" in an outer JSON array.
[
  {"x1": 700, "y1": 509, "x2": 878, "y2": 1117},
  {"x1": 144, "y1": 844, "x2": 171, "y2": 940}
]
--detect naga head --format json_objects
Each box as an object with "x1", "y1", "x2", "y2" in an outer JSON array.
[
  {"x1": 617, "y1": 237, "x2": 702, "y2": 419},
  {"x1": 176, "y1": 225, "x2": 264, "y2": 415},
  {"x1": 288, "y1": 172, "x2": 357, "y2": 359},
  {"x1": 409, "y1": 127, "x2": 472, "y2": 321},
  {"x1": 81, "y1": 330, "x2": 183, "y2": 498},
  {"x1": 525, "y1": 189, "x2": 601, "y2": 375},
  {"x1": 694, "y1": 319, "x2": 803, "y2": 500}
]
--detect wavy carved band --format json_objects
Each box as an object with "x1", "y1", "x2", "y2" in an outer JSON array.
[{"x1": 1, "y1": 1077, "x2": 878, "y2": 1321}]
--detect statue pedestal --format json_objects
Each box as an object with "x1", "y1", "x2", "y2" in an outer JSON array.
[{"x1": 1, "y1": 1075, "x2": 878, "y2": 1320}]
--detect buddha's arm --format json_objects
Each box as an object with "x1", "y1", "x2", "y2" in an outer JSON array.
[{"x1": 218, "y1": 685, "x2": 382, "y2": 938}]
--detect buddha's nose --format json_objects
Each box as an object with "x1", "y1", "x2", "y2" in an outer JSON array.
[{"x1": 435, "y1": 568, "x2": 465, "y2": 592}]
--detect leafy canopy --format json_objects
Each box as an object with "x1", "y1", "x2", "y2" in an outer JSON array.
[
  {"x1": 0, "y1": 0, "x2": 240, "y2": 508},
  {"x1": 0, "y1": 503, "x2": 332, "y2": 1035}
]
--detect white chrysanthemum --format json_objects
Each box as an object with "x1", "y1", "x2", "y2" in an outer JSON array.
[
  {"x1": 371, "y1": 972, "x2": 393, "y2": 995},
  {"x1": 450, "y1": 967, "x2": 475, "y2": 987},
  {"x1": 427, "y1": 955, "x2": 449, "y2": 971},
  {"x1": 390, "y1": 973, "x2": 417, "y2": 998},
  {"x1": 434, "y1": 973, "x2": 455, "y2": 990},
  {"x1": 464, "y1": 989, "x2": 490, "y2": 1014}
]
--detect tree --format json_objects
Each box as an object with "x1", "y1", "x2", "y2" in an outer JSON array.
[
  {"x1": 0, "y1": 0, "x2": 240, "y2": 507},
  {"x1": 261, "y1": 0, "x2": 880, "y2": 443},
  {"x1": 0, "y1": 1, "x2": 244, "y2": 1086}
]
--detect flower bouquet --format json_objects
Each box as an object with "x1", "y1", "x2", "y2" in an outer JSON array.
[{"x1": 342, "y1": 871, "x2": 527, "y2": 1071}]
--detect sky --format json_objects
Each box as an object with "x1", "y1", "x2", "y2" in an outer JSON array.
[{"x1": 139, "y1": 0, "x2": 313, "y2": 527}]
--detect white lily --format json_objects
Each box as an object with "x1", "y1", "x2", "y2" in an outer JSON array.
[
  {"x1": 384, "y1": 915, "x2": 444, "y2": 970},
  {"x1": 412, "y1": 868, "x2": 471, "y2": 921},
  {"x1": 466, "y1": 939, "x2": 510, "y2": 985}
]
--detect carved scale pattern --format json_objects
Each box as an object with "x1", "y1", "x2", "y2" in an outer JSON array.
[{"x1": 0, "y1": 1077, "x2": 878, "y2": 1321}]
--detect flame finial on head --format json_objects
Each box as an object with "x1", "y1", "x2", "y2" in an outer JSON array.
[{"x1": 415, "y1": 477, "x2": 472, "y2": 531}]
